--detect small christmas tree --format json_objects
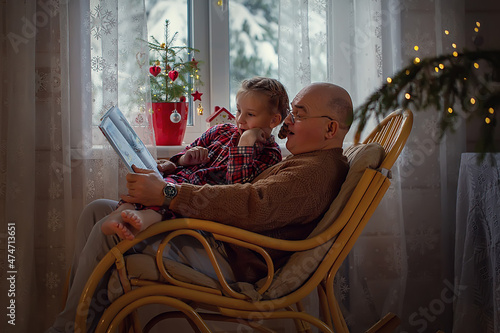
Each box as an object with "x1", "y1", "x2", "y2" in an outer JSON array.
[{"x1": 147, "y1": 20, "x2": 203, "y2": 103}]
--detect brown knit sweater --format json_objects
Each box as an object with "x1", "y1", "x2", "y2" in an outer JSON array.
[{"x1": 169, "y1": 148, "x2": 349, "y2": 282}]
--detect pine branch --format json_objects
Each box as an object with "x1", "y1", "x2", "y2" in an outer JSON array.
[{"x1": 355, "y1": 50, "x2": 500, "y2": 156}]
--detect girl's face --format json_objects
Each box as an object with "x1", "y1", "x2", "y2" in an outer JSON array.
[{"x1": 235, "y1": 91, "x2": 281, "y2": 136}]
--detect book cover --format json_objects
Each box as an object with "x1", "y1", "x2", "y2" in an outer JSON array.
[{"x1": 99, "y1": 106, "x2": 161, "y2": 176}]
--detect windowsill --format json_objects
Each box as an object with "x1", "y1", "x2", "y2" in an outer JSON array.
[{"x1": 156, "y1": 145, "x2": 186, "y2": 159}]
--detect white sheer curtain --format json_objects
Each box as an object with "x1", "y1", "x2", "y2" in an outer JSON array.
[
  {"x1": 278, "y1": 0, "x2": 463, "y2": 332},
  {"x1": 0, "y1": 0, "x2": 152, "y2": 331},
  {"x1": 71, "y1": 0, "x2": 154, "y2": 204}
]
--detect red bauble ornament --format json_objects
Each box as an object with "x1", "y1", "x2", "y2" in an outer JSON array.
[
  {"x1": 179, "y1": 96, "x2": 186, "y2": 102},
  {"x1": 149, "y1": 65, "x2": 161, "y2": 77},
  {"x1": 191, "y1": 57, "x2": 199, "y2": 69},
  {"x1": 191, "y1": 90, "x2": 203, "y2": 101},
  {"x1": 168, "y1": 70, "x2": 179, "y2": 81}
]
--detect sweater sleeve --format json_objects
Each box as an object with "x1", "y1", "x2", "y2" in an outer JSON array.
[{"x1": 169, "y1": 150, "x2": 348, "y2": 233}]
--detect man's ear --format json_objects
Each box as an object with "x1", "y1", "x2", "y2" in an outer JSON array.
[
  {"x1": 270, "y1": 113, "x2": 282, "y2": 128},
  {"x1": 325, "y1": 121, "x2": 339, "y2": 139}
]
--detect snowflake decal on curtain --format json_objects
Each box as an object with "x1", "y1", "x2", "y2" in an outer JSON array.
[
  {"x1": 90, "y1": 4, "x2": 117, "y2": 40},
  {"x1": 47, "y1": 208, "x2": 62, "y2": 232},
  {"x1": 91, "y1": 56, "x2": 106, "y2": 72},
  {"x1": 45, "y1": 271, "x2": 61, "y2": 290},
  {"x1": 86, "y1": 179, "x2": 96, "y2": 200},
  {"x1": 48, "y1": 182, "x2": 62, "y2": 199},
  {"x1": 35, "y1": 69, "x2": 49, "y2": 94}
]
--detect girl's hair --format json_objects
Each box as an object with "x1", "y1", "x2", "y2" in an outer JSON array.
[{"x1": 236, "y1": 77, "x2": 290, "y2": 123}]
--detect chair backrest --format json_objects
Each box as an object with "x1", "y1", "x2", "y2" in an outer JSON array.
[
  {"x1": 360, "y1": 109, "x2": 413, "y2": 170},
  {"x1": 261, "y1": 109, "x2": 413, "y2": 299}
]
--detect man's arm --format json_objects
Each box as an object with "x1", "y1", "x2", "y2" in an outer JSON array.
[{"x1": 170, "y1": 155, "x2": 345, "y2": 232}]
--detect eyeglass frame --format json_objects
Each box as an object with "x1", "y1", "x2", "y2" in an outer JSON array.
[{"x1": 287, "y1": 109, "x2": 334, "y2": 124}]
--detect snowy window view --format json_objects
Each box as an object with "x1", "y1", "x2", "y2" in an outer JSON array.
[
  {"x1": 228, "y1": 1, "x2": 279, "y2": 113},
  {"x1": 145, "y1": 0, "x2": 279, "y2": 123}
]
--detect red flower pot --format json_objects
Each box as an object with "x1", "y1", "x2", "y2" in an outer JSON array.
[{"x1": 151, "y1": 102, "x2": 188, "y2": 146}]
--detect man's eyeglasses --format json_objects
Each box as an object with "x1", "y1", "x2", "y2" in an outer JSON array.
[{"x1": 287, "y1": 109, "x2": 334, "y2": 124}]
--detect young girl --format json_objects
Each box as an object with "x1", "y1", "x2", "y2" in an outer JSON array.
[{"x1": 101, "y1": 77, "x2": 289, "y2": 240}]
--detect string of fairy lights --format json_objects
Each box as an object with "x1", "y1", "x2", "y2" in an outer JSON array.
[{"x1": 355, "y1": 20, "x2": 499, "y2": 155}]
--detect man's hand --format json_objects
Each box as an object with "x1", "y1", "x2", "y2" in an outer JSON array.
[
  {"x1": 157, "y1": 159, "x2": 176, "y2": 175},
  {"x1": 238, "y1": 128, "x2": 271, "y2": 146},
  {"x1": 178, "y1": 146, "x2": 210, "y2": 166},
  {"x1": 120, "y1": 165, "x2": 166, "y2": 206}
]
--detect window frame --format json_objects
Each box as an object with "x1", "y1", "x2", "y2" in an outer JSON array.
[{"x1": 182, "y1": 0, "x2": 230, "y2": 145}]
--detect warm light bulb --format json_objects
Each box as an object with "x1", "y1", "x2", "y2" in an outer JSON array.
[
  {"x1": 470, "y1": 98, "x2": 476, "y2": 104},
  {"x1": 448, "y1": 107, "x2": 453, "y2": 113},
  {"x1": 453, "y1": 51, "x2": 458, "y2": 57},
  {"x1": 474, "y1": 27, "x2": 479, "y2": 32},
  {"x1": 445, "y1": 30, "x2": 450, "y2": 35},
  {"x1": 414, "y1": 57, "x2": 421, "y2": 64},
  {"x1": 435, "y1": 67, "x2": 439, "y2": 72},
  {"x1": 405, "y1": 70, "x2": 410, "y2": 75},
  {"x1": 439, "y1": 64, "x2": 445, "y2": 69},
  {"x1": 489, "y1": 108, "x2": 494, "y2": 114},
  {"x1": 414, "y1": 45, "x2": 419, "y2": 51},
  {"x1": 452, "y1": 43, "x2": 457, "y2": 48},
  {"x1": 387, "y1": 77, "x2": 392, "y2": 83},
  {"x1": 474, "y1": 62, "x2": 479, "y2": 69},
  {"x1": 485, "y1": 117, "x2": 491, "y2": 124},
  {"x1": 405, "y1": 93, "x2": 411, "y2": 100}
]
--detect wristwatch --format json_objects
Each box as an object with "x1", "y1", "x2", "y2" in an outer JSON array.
[{"x1": 162, "y1": 183, "x2": 177, "y2": 206}]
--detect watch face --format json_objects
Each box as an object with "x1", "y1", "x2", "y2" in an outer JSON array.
[{"x1": 163, "y1": 184, "x2": 177, "y2": 198}]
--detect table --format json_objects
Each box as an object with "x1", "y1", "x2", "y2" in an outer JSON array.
[{"x1": 453, "y1": 153, "x2": 500, "y2": 332}]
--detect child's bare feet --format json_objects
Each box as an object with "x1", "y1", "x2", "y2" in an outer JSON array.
[
  {"x1": 121, "y1": 209, "x2": 162, "y2": 233},
  {"x1": 101, "y1": 208, "x2": 138, "y2": 241},
  {"x1": 120, "y1": 210, "x2": 144, "y2": 233}
]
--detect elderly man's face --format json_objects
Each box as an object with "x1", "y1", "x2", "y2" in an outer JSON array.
[{"x1": 284, "y1": 86, "x2": 332, "y2": 155}]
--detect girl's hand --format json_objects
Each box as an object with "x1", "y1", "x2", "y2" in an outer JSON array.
[
  {"x1": 178, "y1": 146, "x2": 210, "y2": 166},
  {"x1": 238, "y1": 128, "x2": 271, "y2": 146},
  {"x1": 157, "y1": 159, "x2": 176, "y2": 175}
]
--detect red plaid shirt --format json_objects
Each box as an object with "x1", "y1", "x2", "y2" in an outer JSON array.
[{"x1": 166, "y1": 123, "x2": 282, "y2": 185}]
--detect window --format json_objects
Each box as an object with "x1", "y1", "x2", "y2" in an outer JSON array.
[
  {"x1": 145, "y1": 1, "x2": 281, "y2": 144},
  {"x1": 228, "y1": 1, "x2": 279, "y2": 112},
  {"x1": 146, "y1": 0, "x2": 212, "y2": 145}
]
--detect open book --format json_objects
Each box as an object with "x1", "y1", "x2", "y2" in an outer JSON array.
[{"x1": 99, "y1": 106, "x2": 161, "y2": 176}]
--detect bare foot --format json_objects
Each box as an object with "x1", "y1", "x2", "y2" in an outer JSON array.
[
  {"x1": 121, "y1": 209, "x2": 162, "y2": 233},
  {"x1": 120, "y1": 210, "x2": 144, "y2": 232},
  {"x1": 101, "y1": 209, "x2": 136, "y2": 241}
]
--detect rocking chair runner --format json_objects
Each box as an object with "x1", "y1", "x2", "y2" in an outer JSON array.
[{"x1": 76, "y1": 109, "x2": 413, "y2": 333}]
